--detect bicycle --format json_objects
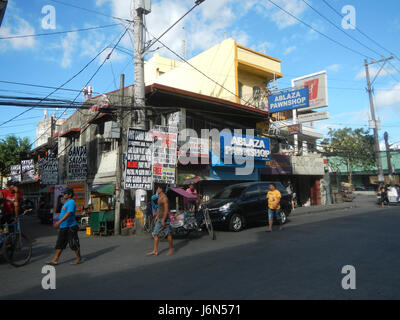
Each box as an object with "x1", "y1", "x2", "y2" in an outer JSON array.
[
  {"x1": 0, "y1": 209, "x2": 32, "y2": 267},
  {"x1": 143, "y1": 212, "x2": 156, "y2": 234}
]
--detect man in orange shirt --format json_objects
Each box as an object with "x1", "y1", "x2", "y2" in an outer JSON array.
[{"x1": 266, "y1": 184, "x2": 283, "y2": 232}]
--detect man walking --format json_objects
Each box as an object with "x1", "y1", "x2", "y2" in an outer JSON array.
[
  {"x1": 266, "y1": 184, "x2": 283, "y2": 232},
  {"x1": 147, "y1": 184, "x2": 174, "y2": 256},
  {"x1": 46, "y1": 187, "x2": 82, "y2": 265}
]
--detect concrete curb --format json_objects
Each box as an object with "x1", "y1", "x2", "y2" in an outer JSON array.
[{"x1": 290, "y1": 204, "x2": 359, "y2": 217}]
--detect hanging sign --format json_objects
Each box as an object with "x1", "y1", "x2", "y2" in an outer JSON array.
[
  {"x1": 152, "y1": 125, "x2": 178, "y2": 184},
  {"x1": 268, "y1": 88, "x2": 309, "y2": 113},
  {"x1": 124, "y1": 128, "x2": 153, "y2": 190},
  {"x1": 10, "y1": 164, "x2": 21, "y2": 183},
  {"x1": 68, "y1": 146, "x2": 87, "y2": 181},
  {"x1": 38, "y1": 157, "x2": 58, "y2": 185},
  {"x1": 21, "y1": 159, "x2": 35, "y2": 182}
]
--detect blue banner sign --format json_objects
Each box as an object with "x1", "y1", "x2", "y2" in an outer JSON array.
[
  {"x1": 268, "y1": 88, "x2": 309, "y2": 113},
  {"x1": 220, "y1": 132, "x2": 271, "y2": 162}
]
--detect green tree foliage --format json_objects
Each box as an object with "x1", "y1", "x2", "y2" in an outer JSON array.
[
  {"x1": 321, "y1": 128, "x2": 376, "y2": 185},
  {"x1": 0, "y1": 135, "x2": 31, "y2": 177}
]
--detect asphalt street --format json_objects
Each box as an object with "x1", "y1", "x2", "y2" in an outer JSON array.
[{"x1": 1, "y1": 195, "x2": 399, "y2": 300}]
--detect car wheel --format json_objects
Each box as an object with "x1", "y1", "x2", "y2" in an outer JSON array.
[
  {"x1": 280, "y1": 210, "x2": 287, "y2": 224},
  {"x1": 229, "y1": 214, "x2": 244, "y2": 232}
]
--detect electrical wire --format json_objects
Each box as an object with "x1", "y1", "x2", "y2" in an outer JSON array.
[
  {"x1": 267, "y1": 0, "x2": 371, "y2": 59},
  {"x1": 29, "y1": 24, "x2": 132, "y2": 149},
  {"x1": 143, "y1": 26, "x2": 257, "y2": 109},
  {"x1": 48, "y1": 0, "x2": 133, "y2": 23},
  {"x1": 0, "y1": 44, "x2": 110, "y2": 128},
  {"x1": 143, "y1": 0, "x2": 206, "y2": 53},
  {"x1": 321, "y1": 0, "x2": 400, "y2": 62},
  {"x1": 301, "y1": 0, "x2": 380, "y2": 60},
  {"x1": 0, "y1": 24, "x2": 120, "y2": 40}
]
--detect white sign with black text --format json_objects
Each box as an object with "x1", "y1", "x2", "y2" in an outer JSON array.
[{"x1": 68, "y1": 146, "x2": 87, "y2": 181}]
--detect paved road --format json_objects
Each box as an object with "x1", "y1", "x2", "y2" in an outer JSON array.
[{"x1": 1, "y1": 196, "x2": 399, "y2": 299}]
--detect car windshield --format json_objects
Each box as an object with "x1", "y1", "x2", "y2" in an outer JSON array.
[{"x1": 213, "y1": 186, "x2": 246, "y2": 199}]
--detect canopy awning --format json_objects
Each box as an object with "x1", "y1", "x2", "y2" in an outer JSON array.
[
  {"x1": 91, "y1": 184, "x2": 115, "y2": 196},
  {"x1": 39, "y1": 185, "x2": 55, "y2": 193},
  {"x1": 169, "y1": 188, "x2": 198, "y2": 200}
]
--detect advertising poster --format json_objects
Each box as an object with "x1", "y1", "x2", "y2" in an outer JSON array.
[
  {"x1": 152, "y1": 125, "x2": 178, "y2": 184},
  {"x1": 38, "y1": 157, "x2": 58, "y2": 185},
  {"x1": 10, "y1": 164, "x2": 21, "y2": 182},
  {"x1": 21, "y1": 159, "x2": 35, "y2": 182},
  {"x1": 53, "y1": 184, "x2": 85, "y2": 223},
  {"x1": 292, "y1": 71, "x2": 328, "y2": 110},
  {"x1": 124, "y1": 128, "x2": 153, "y2": 190},
  {"x1": 68, "y1": 146, "x2": 87, "y2": 181}
]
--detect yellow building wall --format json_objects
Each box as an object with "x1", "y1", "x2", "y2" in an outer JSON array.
[
  {"x1": 237, "y1": 45, "x2": 282, "y2": 76},
  {"x1": 151, "y1": 38, "x2": 237, "y2": 102},
  {"x1": 144, "y1": 54, "x2": 182, "y2": 86},
  {"x1": 144, "y1": 39, "x2": 282, "y2": 107},
  {"x1": 237, "y1": 70, "x2": 266, "y2": 105}
]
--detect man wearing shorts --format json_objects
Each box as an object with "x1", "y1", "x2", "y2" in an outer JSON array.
[
  {"x1": 147, "y1": 184, "x2": 174, "y2": 256},
  {"x1": 46, "y1": 187, "x2": 82, "y2": 265},
  {"x1": 266, "y1": 184, "x2": 283, "y2": 232}
]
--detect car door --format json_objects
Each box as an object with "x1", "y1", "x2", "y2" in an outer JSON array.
[{"x1": 238, "y1": 184, "x2": 261, "y2": 222}]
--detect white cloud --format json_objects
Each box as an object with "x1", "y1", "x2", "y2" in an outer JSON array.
[
  {"x1": 256, "y1": 41, "x2": 275, "y2": 55},
  {"x1": 283, "y1": 45, "x2": 296, "y2": 55},
  {"x1": 97, "y1": 0, "x2": 250, "y2": 59},
  {"x1": 59, "y1": 32, "x2": 79, "y2": 68},
  {"x1": 355, "y1": 66, "x2": 397, "y2": 80},
  {"x1": 0, "y1": 16, "x2": 36, "y2": 51},
  {"x1": 253, "y1": 0, "x2": 308, "y2": 29},
  {"x1": 327, "y1": 64, "x2": 341, "y2": 72},
  {"x1": 375, "y1": 82, "x2": 400, "y2": 108}
]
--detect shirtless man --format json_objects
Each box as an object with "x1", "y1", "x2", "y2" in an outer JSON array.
[{"x1": 147, "y1": 184, "x2": 174, "y2": 256}]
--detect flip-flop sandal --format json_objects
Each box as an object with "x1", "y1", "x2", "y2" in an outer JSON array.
[
  {"x1": 70, "y1": 259, "x2": 84, "y2": 265},
  {"x1": 146, "y1": 252, "x2": 158, "y2": 256},
  {"x1": 45, "y1": 261, "x2": 58, "y2": 266}
]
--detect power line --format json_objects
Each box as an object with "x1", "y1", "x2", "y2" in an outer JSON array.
[
  {"x1": 143, "y1": 26, "x2": 258, "y2": 109},
  {"x1": 29, "y1": 24, "x2": 132, "y2": 149},
  {"x1": 321, "y1": 0, "x2": 399, "y2": 60},
  {"x1": 0, "y1": 44, "x2": 109, "y2": 128},
  {"x1": 267, "y1": 0, "x2": 371, "y2": 59},
  {"x1": 0, "y1": 23, "x2": 120, "y2": 40},
  {"x1": 48, "y1": 0, "x2": 132, "y2": 23},
  {"x1": 301, "y1": 0, "x2": 380, "y2": 59},
  {"x1": 143, "y1": 0, "x2": 206, "y2": 53}
]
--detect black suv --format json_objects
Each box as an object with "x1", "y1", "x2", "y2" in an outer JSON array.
[{"x1": 203, "y1": 182, "x2": 292, "y2": 232}]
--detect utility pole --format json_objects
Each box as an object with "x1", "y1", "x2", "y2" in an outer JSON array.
[
  {"x1": 384, "y1": 131, "x2": 394, "y2": 186},
  {"x1": 114, "y1": 74, "x2": 125, "y2": 235},
  {"x1": 364, "y1": 56, "x2": 393, "y2": 183},
  {"x1": 132, "y1": 0, "x2": 150, "y2": 235}
]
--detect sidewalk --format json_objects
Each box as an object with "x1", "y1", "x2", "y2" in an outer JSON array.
[
  {"x1": 290, "y1": 202, "x2": 357, "y2": 217},
  {"x1": 290, "y1": 194, "x2": 376, "y2": 217}
]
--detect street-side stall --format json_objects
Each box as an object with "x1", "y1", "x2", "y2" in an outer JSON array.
[
  {"x1": 89, "y1": 184, "x2": 115, "y2": 236},
  {"x1": 164, "y1": 187, "x2": 215, "y2": 240}
]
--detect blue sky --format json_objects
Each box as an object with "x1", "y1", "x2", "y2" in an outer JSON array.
[{"x1": 0, "y1": 0, "x2": 400, "y2": 149}]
